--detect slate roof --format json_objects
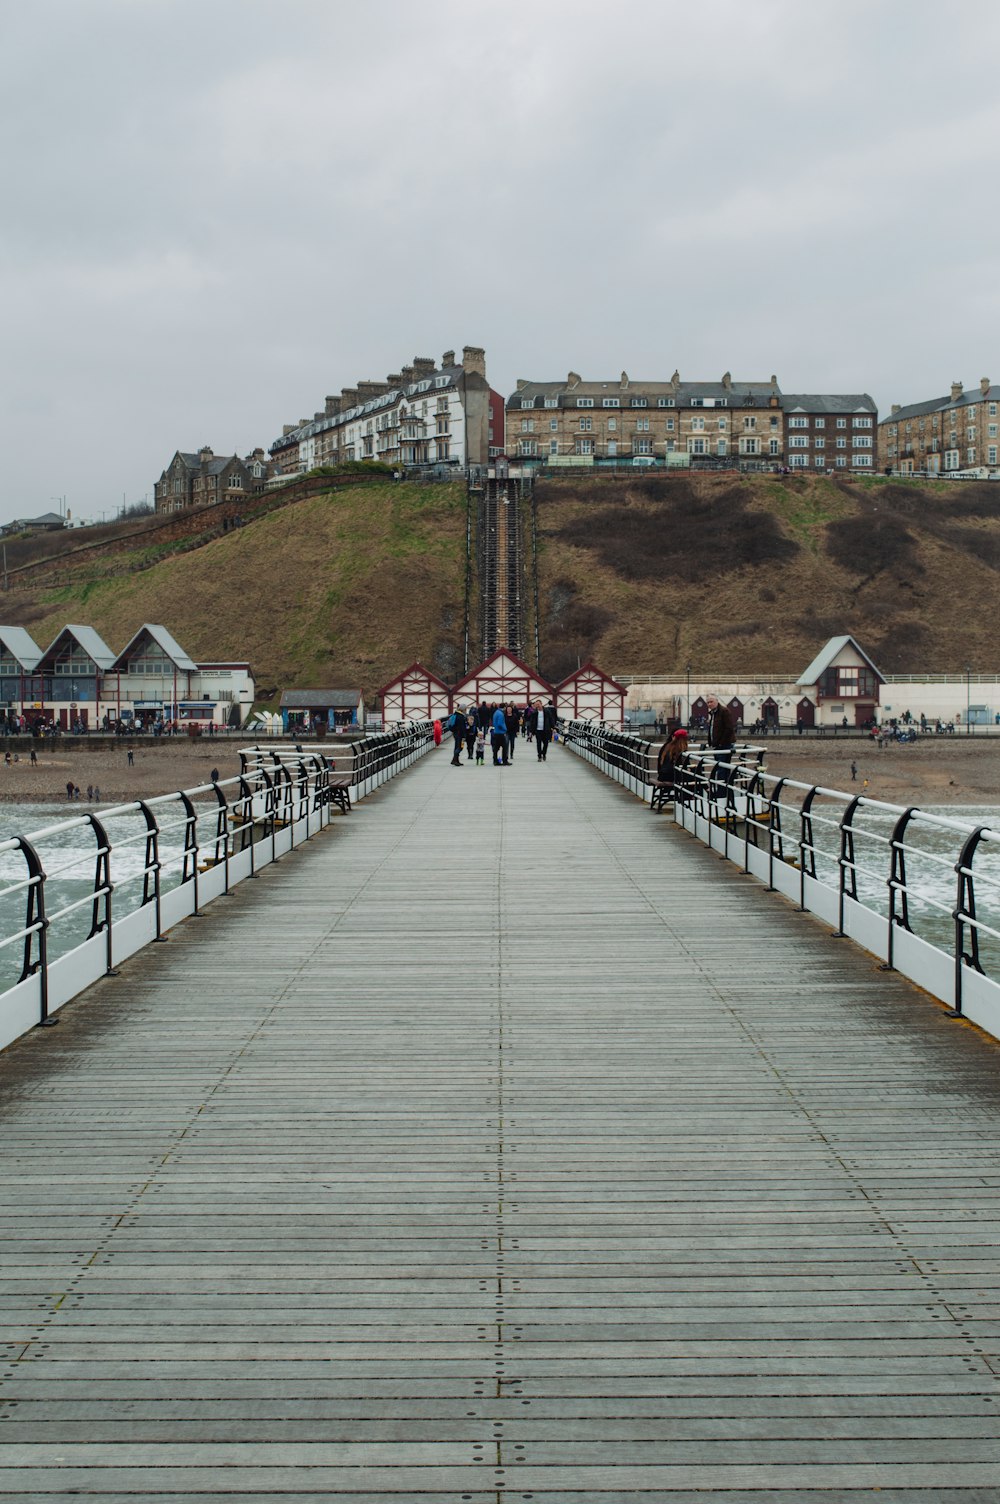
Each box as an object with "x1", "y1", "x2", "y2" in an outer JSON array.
[
  {"x1": 509, "y1": 376, "x2": 780, "y2": 410},
  {"x1": 781, "y1": 394, "x2": 877, "y2": 415},
  {"x1": 280, "y1": 689, "x2": 363, "y2": 709},
  {"x1": 797, "y1": 636, "x2": 883, "y2": 688},
  {"x1": 883, "y1": 386, "x2": 1000, "y2": 425}
]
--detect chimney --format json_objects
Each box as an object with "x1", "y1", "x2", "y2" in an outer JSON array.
[
  {"x1": 341, "y1": 387, "x2": 359, "y2": 408},
  {"x1": 198, "y1": 446, "x2": 213, "y2": 463},
  {"x1": 671, "y1": 370, "x2": 680, "y2": 389},
  {"x1": 325, "y1": 396, "x2": 341, "y2": 417},
  {"x1": 951, "y1": 381, "x2": 963, "y2": 402},
  {"x1": 515, "y1": 378, "x2": 529, "y2": 391},
  {"x1": 413, "y1": 357, "x2": 436, "y2": 375},
  {"x1": 770, "y1": 374, "x2": 779, "y2": 392},
  {"x1": 386, "y1": 373, "x2": 402, "y2": 387},
  {"x1": 721, "y1": 371, "x2": 732, "y2": 390},
  {"x1": 891, "y1": 404, "x2": 901, "y2": 415},
  {"x1": 357, "y1": 380, "x2": 388, "y2": 400},
  {"x1": 620, "y1": 370, "x2": 629, "y2": 388},
  {"x1": 567, "y1": 370, "x2": 581, "y2": 389},
  {"x1": 441, "y1": 350, "x2": 455, "y2": 368},
  {"x1": 400, "y1": 366, "x2": 417, "y2": 386},
  {"x1": 982, "y1": 377, "x2": 991, "y2": 396},
  {"x1": 282, "y1": 424, "x2": 297, "y2": 437},
  {"x1": 314, "y1": 412, "x2": 325, "y2": 421},
  {"x1": 462, "y1": 345, "x2": 486, "y2": 378}
]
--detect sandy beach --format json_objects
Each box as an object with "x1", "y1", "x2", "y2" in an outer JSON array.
[{"x1": 0, "y1": 733, "x2": 994, "y2": 812}]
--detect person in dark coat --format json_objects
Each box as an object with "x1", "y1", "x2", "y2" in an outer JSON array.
[
  {"x1": 656, "y1": 727, "x2": 689, "y2": 804},
  {"x1": 491, "y1": 705, "x2": 508, "y2": 765},
  {"x1": 447, "y1": 708, "x2": 467, "y2": 767},
  {"x1": 504, "y1": 703, "x2": 521, "y2": 763},
  {"x1": 705, "y1": 693, "x2": 735, "y2": 806},
  {"x1": 531, "y1": 699, "x2": 557, "y2": 761},
  {"x1": 464, "y1": 710, "x2": 478, "y2": 762}
]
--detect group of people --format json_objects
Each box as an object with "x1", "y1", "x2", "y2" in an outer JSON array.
[
  {"x1": 655, "y1": 692, "x2": 736, "y2": 803},
  {"x1": 441, "y1": 699, "x2": 559, "y2": 767},
  {"x1": 65, "y1": 781, "x2": 101, "y2": 802}
]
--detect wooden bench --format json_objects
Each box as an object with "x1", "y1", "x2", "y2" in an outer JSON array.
[{"x1": 328, "y1": 774, "x2": 353, "y2": 814}]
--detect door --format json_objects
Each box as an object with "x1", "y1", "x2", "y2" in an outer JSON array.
[
  {"x1": 796, "y1": 697, "x2": 815, "y2": 728},
  {"x1": 761, "y1": 697, "x2": 779, "y2": 728}
]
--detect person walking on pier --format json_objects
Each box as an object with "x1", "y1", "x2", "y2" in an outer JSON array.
[
  {"x1": 504, "y1": 702, "x2": 521, "y2": 762},
  {"x1": 533, "y1": 699, "x2": 556, "y2": 761},
  {"x1": 464, "y1": 709, "x2": 477, "y2": 762},
  {"x1": 491, "y1": 704, "x2": 508, "y2": 765},
  {"x1": 447, "y1": 708, "x2": 466, "y2": 767}
]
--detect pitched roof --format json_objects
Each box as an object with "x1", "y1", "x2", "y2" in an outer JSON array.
[
  {"x1": 0, "y1": 627, "x2": 42, "y2": 669},
  {"x1": 377, "y1": 660, "x2": 452, "y2": 697},
  {"x1": 797, "y1": 635, "x2": 883, "y2": 688},
  {"x1": 37, "y1": 625, "x2": 116, "y2": 670},
  {"x1": 112, "y1": 625, "x2": 198, "y2": 673},
  {"x1": 555, "y1": 661, "x2": 627, "y2": 693}
]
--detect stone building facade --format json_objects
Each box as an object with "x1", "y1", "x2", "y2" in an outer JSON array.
[
  {"x1": 507, "y1": 372, "x2": 877, "y2": 469},
  {"x1": 268, "y1": 347, "x2": 494, "y2": 477},
  {"x1": 878, "y1": 378, "x2": 1000, "y2": 475},
  {"x1": 154, "y1": 447, "x2": 270, "y2": 515}
]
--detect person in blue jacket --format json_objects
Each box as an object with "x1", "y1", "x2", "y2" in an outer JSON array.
[{"x1": 491, "y1": 704, "x2": 508, "y2": 766}]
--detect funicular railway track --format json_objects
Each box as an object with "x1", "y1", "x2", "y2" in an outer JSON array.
[{"x1": 479, "y1": 478, "x2": 527, "y2": 657}]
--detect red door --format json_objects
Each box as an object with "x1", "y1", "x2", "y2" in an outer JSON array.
[{"x1": 796, "y1": 698, "x2": 815, "y2": 728}]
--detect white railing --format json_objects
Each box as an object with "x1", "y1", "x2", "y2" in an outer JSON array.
[
  {"x1": 563, "y1": 719, "x2": 1000, "y2": 1041},
  {"x1": 0, "y1": 724, "x2": 433, "y2": 1055}
]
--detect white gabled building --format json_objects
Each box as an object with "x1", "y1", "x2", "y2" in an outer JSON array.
[
  {"x1": 269, "y1": 347, "x2": 492, "y2": 477},
  {"x1": 796, "y1": 636, "x2": 883, "y2": 729},
  {"x1": 99, "y1": 625, "x2": 255, "y2": 729}
]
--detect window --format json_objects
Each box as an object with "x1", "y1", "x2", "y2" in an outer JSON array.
[
  {"x1": 544, "y1": 397, "x2": 558, "y2": 408},
  {"x1": 576, "y1": 397, "x2": 594, "y2": 408},
  {"x1": 836, "y1": 437, "x2": 847, "y2": 449},
  {"x1": 690, "y1": 398, "x2": 704, "y2": 408},
  {"x1": 607, "y1": 417, "x2": 617, "y2": 431},
  {"x1": 630, "y1": 397, "x2": 647, "y2": 408},
  {"x1": 991, "y1": 403, "x2": 998, "y2": 417},
  {"x1": 633, "y1": 438, "x2": 652, "y2": 454},
  {"x1": 519, "y1": 398, "x2": 533, "y2": 409},
  {"x1": 717, "y1": 440, "x2": 727, "y2": 456},
  {"x1": 814, "y1": 436, "x2": 825, "y2": 449},
  {"x1": 607, "y1": 440, "x2": 617, "y2": 457},
  {"x1": 579, "y1": 416, "x2": 592, "y2": 431},
  {"x1": 718, "y1": 418, "x2": 727, "y2": 431},
  {"x1": 517, "y1": 440, "x2": 536, "y2": 456},
  {"x1": 790, "y1": 436, "x2": 808, "y2": 448},
  {"x1": 854, "y1": 454, "x2": 872, "y2": 467},
  {"x1": 853, "y1": 435, "x2": 871, "y2": 448},
  {"x1": 744, "y1": 416, "x2": 757, "y2": 430},
  {"x1": 635, "y1": 417, "x2": 649, "y2": 431},
  {"x1": 836, "y1": 455, "x2": 848, "y2": 468},
  {"x1": 520, "y1": 419, "x2": 534, "y2": 433},
  {"x1": 769, "y1": 438, "x2": 781, "y2": 456},
  {"x1": 789, "y1": 417, "x2": 808, "y2": 429},
  {"x1": 814, "y1": 417, "x2": 826, "y2": 428},
  {"x1": 836, "y1": 417, "x2": 847, "y2": 429},
  {"x1": 550, "y1": 419, "x2": 558, "y2": 431},
  {"x1": 549, "y1": 440, "x2": 558, "y2": 455},
  {"x1": 741, "y1": 437, "x2": 760, "y2": 455},
  {"x1": 691, "y1": 416, "x2": 705, "y2": 431},
  {"x1": 657, "y1": 397, "x2": 675, "y2": 408},
  {"x1": 989, "y1": 424, "x2": 997, "y2": 437},
  {"x1": 770, "y1": 416, "x2": 779, "y2": 429},
  {"x1": 602, "y1": 397, "x2": 619, "y2": 408},
  {"x1": 665, "y1": 418, "x2": 675, "y2": 431},
  {"x1": 853, "y1": 416, "x2": 872, "y2": 428},
  {"x1": 689, "y1": 437, "x2": 706, "y2": 455},
  {"x1": 990, "y1": 446, "x2": 998, "y2": 465},
  {"x1": 576, "y1": 438, "x2": 594, "y2": 454},
  {"x1": 789, "y1": 454, "x2": 808, "y2": 468},
  {"x1": 968, "y1": 447, "x2": 977, "y2": 464}
]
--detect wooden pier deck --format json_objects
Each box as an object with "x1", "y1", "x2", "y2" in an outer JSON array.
[{"x1": 3, "y1": 741, "x2": 1000, "y2": 1499}]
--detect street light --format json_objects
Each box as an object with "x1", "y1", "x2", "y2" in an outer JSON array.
[
  {"x1": 685, "y1": 662, "x2": 692, "y2": 728},
  {"x1": 966, "y1": 665, "x2": 972, "y2": 736}
]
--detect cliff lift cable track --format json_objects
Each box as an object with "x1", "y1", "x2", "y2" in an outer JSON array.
[{"x1": 479, "y1": 479, "x2": 527, "y2": 658}]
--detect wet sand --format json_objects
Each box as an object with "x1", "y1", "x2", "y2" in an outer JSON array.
[
  {"x1": 759, "y1": 735, "x2": 1000, "y2": 808},
  {"x1": 0, "y1": 741, "x2": 246, "y2": 806}
]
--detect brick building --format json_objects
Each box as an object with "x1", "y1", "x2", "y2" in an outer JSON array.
[
  {"x1": 878, "y1": 378, "x2": 1000, "y2": 475},
  {"x1": 781, "y1": 395, "x2": 878, "y2": 471}
]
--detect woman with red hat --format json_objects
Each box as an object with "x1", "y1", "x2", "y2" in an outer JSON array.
[{"x1": 655, "y1": 726, "x2": 689, "y2": 805}]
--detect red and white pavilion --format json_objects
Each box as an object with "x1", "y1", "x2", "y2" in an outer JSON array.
[
  {"x1": 379, "y1": 661, "x2": 452, "y2": 725},
  {"x1": 450, "y1": 649, "x2": 554, "y2": 709},
  {"x1": 555, "y1": 662, "x2": 626, "y2": 728}
]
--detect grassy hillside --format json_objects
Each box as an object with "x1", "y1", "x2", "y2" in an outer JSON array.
[
  {"x1": 533, "y1": 473, "x2": 1000, "y2": 681},
  {"x1": 2, "y1": 481, "x2": 467, "y2": 701}
]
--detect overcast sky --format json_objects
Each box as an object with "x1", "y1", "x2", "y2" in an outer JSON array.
[{"x1": 3, "y1": 0, "x2": 1000, "y2": 523}]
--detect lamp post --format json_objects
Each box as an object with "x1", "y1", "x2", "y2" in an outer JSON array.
[
  {"x1": 685, "y1": 663, "x2": 692, "y2": 728},
  {"x1": 966, "y1": 665, "x2": 972, "y2": 736}
]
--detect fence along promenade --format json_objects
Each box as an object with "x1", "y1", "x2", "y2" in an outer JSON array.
[{"x1": 4, "y1": 736, "x2": 1000, "y2": 1493}]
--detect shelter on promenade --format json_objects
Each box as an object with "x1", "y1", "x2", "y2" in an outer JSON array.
[
  {"x1": 379, "y1": 661, "x2": 452, "y2": 725},
  {"x1": 451, "y1": 648, "x2": 553, "y2": 709},
  {"x1": 279, "y1": 687, "x2": 364, "y2": 733},
  {"x1": 555, "y1": 661, "x2": 626, "y2": 727}
]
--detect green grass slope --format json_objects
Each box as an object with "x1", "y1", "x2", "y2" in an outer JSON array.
[{"x1": 3, "y1": 481, "x2": 467, "y2": 701}]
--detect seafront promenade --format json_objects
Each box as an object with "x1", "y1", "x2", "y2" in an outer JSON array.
[{"x1": 2, "y1": 744, "x2": 1000, "y2": 1497}]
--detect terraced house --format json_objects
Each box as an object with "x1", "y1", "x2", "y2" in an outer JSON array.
[
  {"x1": 154, "y1": 446, "x2": 270, "y2": 515},
  {"x1": 507, "y1": 372, "x2": 877, "y2": 469},
  {"x1": 878, "y1": 377, "x2": 1000, "y2": 475},
  {"x1": 268, "y1": 347, "x2": 494, "y2": 477}
]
